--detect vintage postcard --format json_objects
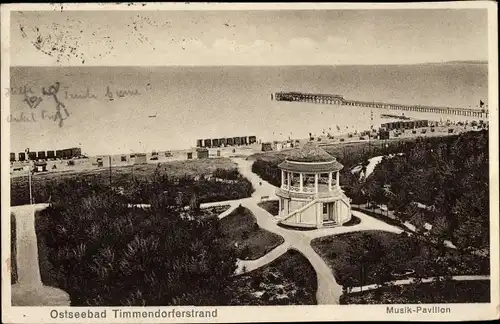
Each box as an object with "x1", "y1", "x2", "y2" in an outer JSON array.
[{"x1": 1, "y1": 2, "x2": 499, "y2": 323}]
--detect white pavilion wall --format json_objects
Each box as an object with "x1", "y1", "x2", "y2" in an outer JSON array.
[
  {"x1": 283, "y1": 199, "x2": 317, "y2": 226},
  {"x1": 338, "y1": 200, "x2": 351, "y2": 223}
]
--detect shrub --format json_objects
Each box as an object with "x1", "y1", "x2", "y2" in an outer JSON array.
[{"x1": 36, "y1": 189, "x2": 238, "y2": 306}]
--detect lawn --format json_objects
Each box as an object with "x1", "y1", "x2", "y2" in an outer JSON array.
[
  {"x1": 230, "y1": 250, "x2": 317, "y2": 305},
  {"x1": 11, "y1": 158, "x2": 253, "y2": 206},
  {"x1": 11, "y1": 158, "x2": 236, "y2": 192},
  {"x1": 311, "y1": 230, "x2": 489, "y2": 288},
  {"x1": 257, "y1": 200, "x2": 279, "y2": 216},
  {"x1": 220, "y1": 205, "x2": 284, "y2": 260},
  {"x1": 340, "y1": 280, "x2": 491, "y2": 304},
  {"x1": 342, "y1": 215, "x2": 361, "y2": 226}
]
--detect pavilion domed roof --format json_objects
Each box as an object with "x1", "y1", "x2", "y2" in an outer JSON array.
[
  {"x1": 286, "y1": 142, "x2": 335, "y2": 163},
  {"x1": 278, "y1": 142, "x2": 344, "y2": 173}
]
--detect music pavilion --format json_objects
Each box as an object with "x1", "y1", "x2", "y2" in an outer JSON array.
[{"x1": 276, "y1": 143, "x2": 352, "y2": 228}]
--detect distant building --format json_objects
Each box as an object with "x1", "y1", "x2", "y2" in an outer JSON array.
[
  {"x1": 18, "y1": 152, "x2": 26, "y2": 162},
  {"x1": 47, "y1": 151, "x2": 55, "y2": 159},
  {"x1": 204, "y1": 139, "x2": 212, "y2": 148},
  {"x1": 37, "y1": 151, "x2": 46, "y2": 160},
  {"x1": 196, "y1": 148, "x2": 209, "y2": 159},
  {"x1": 33, "y1": 161, "x2": 47, "y2": 172},
  {"x1": 196, "y1": 139, "x2": 203, "y2": 148},
  {"x1": 226, "y1": 138, "x2": 234, "y2": 146},
  {"x1": 261, "y1": 142, "x2": 273, "y2": 151},
  {"x1": 56, "y1": 150, "x2": 63, "y2": 159},
  {"x1": 212, "y1": 139, "x2": 219, "y2": 148},
  {"x1": 134, "y1": 153, "x2": 147, "y2": 165},
  {"x1": 379, "y1": 130, "x2": 390, "y2": 140},
  {"x1": 96, "y1": 156, "x2": 110, "y2": 167},
  {"x1": 381, "y1": 120, "x2": 429, "y2": 130},
  {"x1": 249, "y1": 136, "x2": 257, "y2": 144},
  {"x1": 273, "y1": 141, "x2": 284, "y2": 151},
  {"x1": 233, "y1": 137, "x2": 241, "y2": 146},
  {"x1": 28, "y1": 152, "x2": 37, "y2": 161},
  {"x1": 240, "y1": 136, "x2": 248, "y2": 145},
  {"x1": 219, "y1": 138, "x2": 227, "y2": 147},
  {"x1": 10, "y1": 153, "x2": 15, "y2": 162},
  {"x1": 71, "y1": 147, "x2": 82, "y2": 158}
]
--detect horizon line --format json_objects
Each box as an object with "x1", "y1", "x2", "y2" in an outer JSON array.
[{"x1": 10, "y1": 60, "x2": 489, "y2": 68}]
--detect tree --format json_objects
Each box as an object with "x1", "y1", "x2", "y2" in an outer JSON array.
[{"x1": 36, "y1": 182, "x2": 238, "y2": 306}]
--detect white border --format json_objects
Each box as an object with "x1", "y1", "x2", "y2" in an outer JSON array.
[{"x1": 1, "y1": 2, "x2": 498, "y2": 323}]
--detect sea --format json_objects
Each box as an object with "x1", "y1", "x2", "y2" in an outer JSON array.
[{"x1": 9, "y1": 63, "x2": 488, "y2": 156}]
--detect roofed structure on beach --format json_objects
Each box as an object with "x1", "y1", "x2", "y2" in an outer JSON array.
[{"x1": 278, "y1": 142, "x2": 343, "y2": 173}]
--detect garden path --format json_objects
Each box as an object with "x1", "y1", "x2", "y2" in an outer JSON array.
[
  {"x1": 227, "y1": 157, "x2": 403, "y2": 305},
  {"x1": 10, "y1": 203, "x2": 70, "y2": 306}
]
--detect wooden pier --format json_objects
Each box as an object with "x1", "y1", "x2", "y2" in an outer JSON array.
[{"x1": 273, "y1": 92, "x2": 488, "y2": 118}]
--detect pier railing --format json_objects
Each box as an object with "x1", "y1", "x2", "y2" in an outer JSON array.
[{"x1": 273, "y1": 92, "x2": 488, "y2": 118}]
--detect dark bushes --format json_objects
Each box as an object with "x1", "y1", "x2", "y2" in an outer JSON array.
[
  {"x1": 11, "y1": 167, "x2": 254, "y2": 207},
  {"x1": 36, "y1": 188, "x2": 238, "y2": 306}
]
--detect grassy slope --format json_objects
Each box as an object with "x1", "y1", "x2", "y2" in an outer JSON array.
[
  {"x1": 12, "y1": 158, "x2": 237, "y2": 185},
  {"x1": 230, "y1": 250, "x2": 317, "y2": 305},
  {"x1": 312, "y1": 230, "x2": 489, "y2": 288},
  {"x1": 220, "y1": 206, "x2": 284, "y2": 260},
  {"x1": 257, "y1": 200, "x2": 279, "y2": 216},
  {"x1": 311, "y1": 230, "x2": 422, "y2": 286}
]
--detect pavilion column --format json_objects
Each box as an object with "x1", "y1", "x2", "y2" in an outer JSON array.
[
  {"x1": 281, "y1": 170, "x2": 285, "y2": 188},
  {"x1": 314, "y1": 174, "x2": 318, "y2": 193},
  {"x1": 287, "y1": 172, "x2": 291, "y2": 188},
  {"x1": 328, "y1": 172, "x2": 333, "y2": 191},
  {"x1": 299, "y1": 173, "x2": 304, "y2": 192},
  {"x1": 336, "y1": 171, "x2": 340, "y2": 188}
]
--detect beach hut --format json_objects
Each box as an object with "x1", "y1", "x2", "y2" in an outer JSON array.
[
  {"x1": 196, "y1": 148, "x2": 209, "y2": 159},
  {"x1": 135, "y1": 153, "x2": 147, "y2": 165},
  {"x1": 34, "y1": 161, "x2": 47, "y2": 172},
  {"x1": 261, "y1": 142, "x2": 273, "y2": 152},
  {"x1": 37, "y1": 151, "x2": 46, "y2": 160}
]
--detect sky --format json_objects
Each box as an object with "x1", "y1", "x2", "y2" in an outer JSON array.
[{"x1": 9, "y1": 9, "x2": 489, "y2": 66}]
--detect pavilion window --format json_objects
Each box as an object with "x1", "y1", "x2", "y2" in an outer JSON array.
[{"x1": 303, "y1": 174, "x2": 315, "y2": 191}]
